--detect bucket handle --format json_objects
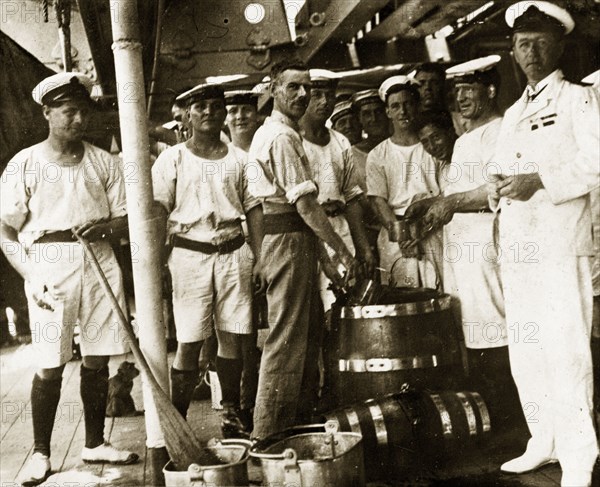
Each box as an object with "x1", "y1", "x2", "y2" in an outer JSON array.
[
  {"x1": 282, "y1": 449, "x2": 301, "y2": 486},
  {"x1": 187, "y1": 463, "x2": 204, "y2": 482},
  {"x1": 214, "y1": 438, "x2": 255, "y2": 449},
  {"x1": 248, "y1": 448, "x2": 302, "y2": 484}
]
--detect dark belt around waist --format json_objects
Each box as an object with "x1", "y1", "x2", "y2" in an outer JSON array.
[
  {"x1": 172, "y1": 234, "x2": 245, "y2": 254},
  {"x1": 34, "y1": 230, "x2": 77, "y2": 244},
  {"x1": 263, "y1": 212, "x2": 310, "y2": 235}
]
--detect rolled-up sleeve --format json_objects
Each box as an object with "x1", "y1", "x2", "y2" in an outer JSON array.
[
  {"x1": 0, "y1": 159, "x2": 29, "y2": 231},
  {"x1": 269, "y1": 134, "x2": 317, "y2": 204},
  {"x1": 152, "y1": 150, "x2": 177, "y2": 213},
  {"x1": 366, "y1": 151, "x2": 388, "y2": 200}
]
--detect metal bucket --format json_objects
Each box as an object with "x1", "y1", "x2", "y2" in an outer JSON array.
[
  {"x1": 250, "y1": 421, "x2": 365, "y2": 487},
  {"x1": 163, "y1": 440, "x2": 249, "y2": 487},
  {"x1": 330, "y1": 287, "x2": 463, "y2": 405}
]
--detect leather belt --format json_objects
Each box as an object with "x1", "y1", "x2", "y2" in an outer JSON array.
[
  {"x1": 338, "y1": 355, "x2": 449, "y2": 372},
  {"x1": 263, "y1": 212, "x2": 310, "y2": 235},
  {"x1": 34, "y1": 230, "x2": 76, "y2": 244},
  {"x1": 173, "y1": 234, "x2": 245, "y2": 254}
]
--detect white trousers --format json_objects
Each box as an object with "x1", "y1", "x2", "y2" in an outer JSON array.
[{"x1": 501, "y1": 255, "x2": 598, "y2": 472}]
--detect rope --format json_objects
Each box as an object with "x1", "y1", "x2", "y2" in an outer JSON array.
[
  {"x1": 55, "y1": 0, "x2": 71, "y2": 29},
  {"x1": 42, "y1": 0, "x2": 48, "y2": 22}
]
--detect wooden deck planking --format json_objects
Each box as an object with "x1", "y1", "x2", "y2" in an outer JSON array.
[
  {"x1": 2, "y1": 345, "x2": 597, "y2": 486},
  {"x1": 0, "y1": 347, "x2": 37, "y2": 441},
  {"x1": 0, "y1": 345, "x2": 35, "y2": 403}
]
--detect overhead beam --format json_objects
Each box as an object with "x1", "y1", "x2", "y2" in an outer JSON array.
[
  {"x1": 294, "y1": 0, "x2": 388, "y2": 61},
  {"x1": 365, "y1": 0, "x2": 490, "y2": 41}
]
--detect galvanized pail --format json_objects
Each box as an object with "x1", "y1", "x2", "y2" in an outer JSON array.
[
  {"x1": 250, "y1": 421, "x2": 365, "y2": 487},
  {"x1": 163, "y1": 440, "x2": 249, "y2": 486}
]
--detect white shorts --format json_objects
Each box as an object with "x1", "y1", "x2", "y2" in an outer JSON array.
[
  {"x1": 168, "y1": 243, "x2": 254, "y2": 343},
  {"x1": 25, "y1": 241, "x2": 130, "y2": 368}
]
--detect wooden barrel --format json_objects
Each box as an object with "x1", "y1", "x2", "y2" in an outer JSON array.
[
  {"x1": 323, "y1": 394, "x2": 419, "y2": 481},
  {"x1": 330, "y1": 287, "x2": 463, "y2": 406},
  {"x1": 324, "y1": 390, "x2": 491, "y2": 481},
  {"x1": 404, "y1": 390, "x2": 492, "y2": 459}
]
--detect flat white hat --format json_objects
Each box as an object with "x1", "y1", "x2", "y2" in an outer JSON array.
[
  {"x1": 32, "y1": 72, "x2": 94, "y2": 105},
  {"x1": 505, "y1": 1, "x2": 574, "y2": 35},
  {"x1": 446, "y1": 55, "x2": 502, "y2": 80},
  {"x1": 378, "y1": 75, "x2": 420, "y2": 102}
]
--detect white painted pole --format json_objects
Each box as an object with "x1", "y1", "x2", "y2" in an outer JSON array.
[{"x1": 108, "y1": 0, "x2": 168, "y2": 454}]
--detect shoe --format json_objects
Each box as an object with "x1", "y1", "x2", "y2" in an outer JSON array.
[
  {"x1": 82, "y1": 442, "x2": 139, "y2": 465},
  {"x1": 238, "y1": 408, "x2": 254, "y2": 433},
  {"x1": 18, "y1": 452, "x2": 51, "y2": 486},
  {"x1": 500, "y1": 452, "x2": 557, "y2": 474},
  {"x1": 221, "y1": 409, "x2": 250, "y2": 439},
  {"x1": 192, "y1": 381, "x2": 211, "y2": 401},
  {"x1": 561, "y1": 470, "x2": 592, "y2": 487}
]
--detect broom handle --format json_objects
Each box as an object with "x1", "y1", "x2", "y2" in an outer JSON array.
[{"x1": 76, "y1": 235, "x2": 158, "y2": 386}]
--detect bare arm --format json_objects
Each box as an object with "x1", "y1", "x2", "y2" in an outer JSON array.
[
  {"x1": 345, "y1": 198, "x2": 375, "y2": 275},
  {"x1": 72, "y1": 215, "x2": 129, "y2": 243},
  {"x1": 0, "y1": 221, "x2": 29, "y2": 280},
  {"x1": 245, "y1": 204, "x2": 267, "y2": 293},
  {"x1": 423, "y1": 184, "x2": 493, "y2": 231},
  {"x1": 369, "y1": 195, "x2": 408, "y2": 242},
  {"x1": 296, "y1": 193, "x2": 355, "y2": 267},
  {"x1": 245, "y1": 205, "x2": 264, "y2": 260},
  {"x1": 1, "y1": 220, "x2": 60, "y2": 310}
]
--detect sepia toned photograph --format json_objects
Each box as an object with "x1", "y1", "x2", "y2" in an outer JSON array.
[{"x1": 0, "y1": 1, "x2": 599, "y2": 486}]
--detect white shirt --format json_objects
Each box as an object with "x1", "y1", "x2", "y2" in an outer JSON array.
[
  {"x1": 366, "y1": 139, "x2": 440, "y2": 215},
  {"x1": 1, "y1": 141, "x2": 126, "y2": 244},
  {"x1": 444, "y1": 118, "x2": 502, "y2": 196},
  {"x1": 152, "y1": 143, "x2": 259, "y2": 245},
  {"x1": 302, "y1": 129, "x2": 363, "y2": 205}
]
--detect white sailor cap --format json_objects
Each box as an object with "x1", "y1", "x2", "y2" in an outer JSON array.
[
  {"x1": 176, "y1": 82, "x2": 224, "y2": 103},
  {"x1": 351, "y1": 89, "x2": 382, "y2": 107},
  {"x1": 505, "y1": 1, "x2": 574, "y2": 35},
  {"x1": 32, "y1": 72, "x2": 94, "y2": 105},
  {"x1": 224, "y1": 90, "x2": 259, "y2": 107},
  {"x1": 252, "y1": 76, "x2": 271, "y2": 94},
  {"x1": 162, "y1": 120, "x2": 180, "y2": 130},
  {"x1": 581, "y1": 70, "x2": 600, "y2": 89},
  {"x1": 251, "y1": 77, "x2": 273, "y2": 113},
  {"x1": 446, "y1": 55, "x2": 502, "y2": 85},
  {"x1": 330, "y1": 100, "x2": 355, "y2": 124},
  {"x1": 378, "y1": 75, "x2": 421, "y2": 102},
  {"x1": 309, "y1": 69, "x2": 340, "y2": 88}
]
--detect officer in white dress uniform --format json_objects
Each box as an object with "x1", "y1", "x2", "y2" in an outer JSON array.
[{"x1": 491, "y1": 3, "x2": 600, "y2": 485}]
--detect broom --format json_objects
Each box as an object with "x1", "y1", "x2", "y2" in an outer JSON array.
[{"x1": 75, "y1": 234, "x2": 220, "y2": 470}]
